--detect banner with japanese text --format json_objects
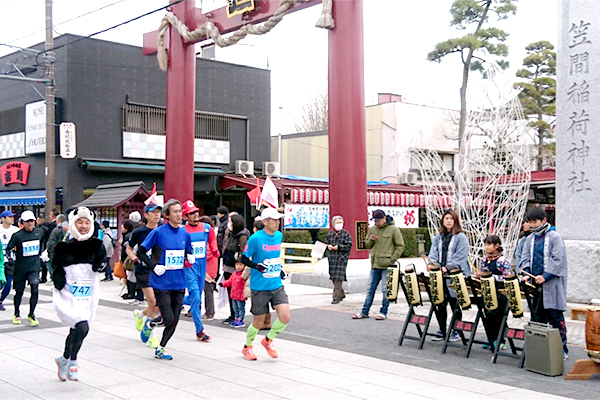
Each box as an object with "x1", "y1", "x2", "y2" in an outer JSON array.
[{"x1": 284, "y1": 204, "x2": 419, "y2": 229}]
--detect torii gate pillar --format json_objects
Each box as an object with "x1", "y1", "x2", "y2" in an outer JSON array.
[
  {"x1": 164, "y1": 0, "x2": 196, "y2": 202},
  {"x1": 328, "y1": 0, "x2": 368, "y2": 259},
  {"x1": 151, "y1": 1, "x2": 368, "y2": 259}
]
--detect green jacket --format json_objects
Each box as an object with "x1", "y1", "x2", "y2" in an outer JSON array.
[{"x1": 364, "y1": 220, "x2": 405, "y2": 269}]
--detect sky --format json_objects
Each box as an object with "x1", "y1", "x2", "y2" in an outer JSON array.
[{"x1": 0, "y1": 0, "x2": 558, "y2": 136}]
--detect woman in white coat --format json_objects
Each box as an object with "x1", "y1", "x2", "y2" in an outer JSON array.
[{"x1": 52, "y1": 207, "x2": 106, "y2": 382}]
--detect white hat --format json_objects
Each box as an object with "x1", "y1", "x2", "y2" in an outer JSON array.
[
  {"x1": 68, "y1": 207, "x2": 95, "y2": 241},
  {"x1": 260, "y1": 207, "x2": 283, "y2": 221},
  {"x1": 20, "y1": 210, "x2": 36, "y2": 222},
  {"x1": 129, "y1": 211, "x2": 142, "y2": 223}
]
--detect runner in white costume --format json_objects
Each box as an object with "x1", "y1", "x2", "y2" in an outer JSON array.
[{"x1": 52, "y1": 207, "x2": 107, "y2": 381}]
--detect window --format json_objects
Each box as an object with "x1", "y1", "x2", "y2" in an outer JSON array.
[
  {"x1": 410, "y1": 153, "x2": 454, "y2": 172},
  {"x1": 122, "y1": 103, "x2": 230, "y2": 140}
]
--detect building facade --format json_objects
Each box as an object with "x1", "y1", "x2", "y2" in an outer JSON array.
[{"x1": 0, "y1": 34, "x2": 271, "y2": 219}]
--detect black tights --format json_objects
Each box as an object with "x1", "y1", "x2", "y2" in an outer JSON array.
[
  {"x1": 14, "y1": 284, "x2": 38, "y2": 317},
  {"x1": 64, "y1": 321, "x2": 90, "y2": 360},
  {"x1": 153, "y1": 289, "x2": 184, "y2": 348},
  {"x1": 434, "y1": 297, "x2": 462, "y2": 336}
]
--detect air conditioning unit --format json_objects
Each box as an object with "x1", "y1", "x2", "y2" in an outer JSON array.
[
  {"x1": 401, "y1": 172, "x2": 418, "y2": 185},
  {"x1": 235, "y1": 160, "x2": 254, "y2": 175},
  {"x1": 262, "y1": 161, "x2": 280, "y2": 177}
]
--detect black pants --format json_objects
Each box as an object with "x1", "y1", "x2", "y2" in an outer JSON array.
[
  {"x1": 434, "y1": 296, "x2": 461, "y2": 336},
  {"x1": 154, "y1": 289, "x2": 185, "y2": 348},
  {"x1": 203, "y1": 281, "x2": 216, "y2": 316},
  {"x1": 222, "y1": 271, "x2": 235, "y2": 318},
  {"x1": 127, "y1": 280, "x2": 144, "y2": 301},
  {"x1": 64, "y1": 321, "x2": 90, "y2": 360},
  {"x1": 40, "y1": 262, "x2": 48, "y2": 282},
  {"x1": 532, "y1": 290, "x2": 568, "y2": 353},
  {"x1": 482, "y1": 292, "x2": 508, "y2": 345},
  {"x1": 13, "y1": 271, "x2": 39, "y2": 318}
]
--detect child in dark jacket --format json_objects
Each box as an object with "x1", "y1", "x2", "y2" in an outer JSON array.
[{"x1": 221, "y1": 259, "x2": 249, "y2": 328}]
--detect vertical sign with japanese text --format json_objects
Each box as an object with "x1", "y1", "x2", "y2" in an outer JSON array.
[
  {"x1": 60, "y1": 122, "x2": 76, "y2": 158},
  {"x1": 557, "y1": 1, "x2": 599, "y2": 241}
]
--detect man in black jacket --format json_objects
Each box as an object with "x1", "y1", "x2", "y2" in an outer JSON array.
[
  {"x1": 216, "y1": 206, "x2": 229, "y2": 254},
  {"x1": 7, "y1": 210, "x2": 44, "y2": 326}
]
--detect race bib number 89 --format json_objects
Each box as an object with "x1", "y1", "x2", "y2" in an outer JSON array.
[
  {"x1": 22, "y1": 240, "x2": 40, "y2": 257},
  {"x1": 165, "y1": 250, "x2": 184, "y2": 269},
  {"x1": 192, "y1": 241, "x2": 206, "y2": 259}
]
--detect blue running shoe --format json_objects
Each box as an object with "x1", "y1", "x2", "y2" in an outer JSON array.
[
  {"x1": 55, "y1": 356, "x2": 68, "y2": 381},
  {"x1": 67, "y1": 360, "x2": 79, "y2": 381},
  {"x1": 155, "y1": 347, "x2": 173, "y2": 360},
  {"x1": 140, "y1": 318, "x2": 154, "y2": 343}
]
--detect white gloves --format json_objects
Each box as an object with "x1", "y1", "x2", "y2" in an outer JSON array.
[
  {"x1": 187, "y1": 254, "x2": 195, "y2": 264},
  {"x1": 154, "y1": 265, "x2": 166, "y2": 276}
]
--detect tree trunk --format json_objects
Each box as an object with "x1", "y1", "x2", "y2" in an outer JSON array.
[
  {"x1": 537, "y1": 113, "x2": 544, "y2": 170},
  {"x1": 456, "y1": 0, "x2": 492, "y2": 201}
]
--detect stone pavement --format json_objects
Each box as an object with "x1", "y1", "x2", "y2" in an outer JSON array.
[{"x1": 0, "y1": 279, "x2": 589, "y2": 400}]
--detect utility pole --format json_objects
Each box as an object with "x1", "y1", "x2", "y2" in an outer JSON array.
[{"x1": 45, "y1": 0, "x2": 56, "y2": 214}]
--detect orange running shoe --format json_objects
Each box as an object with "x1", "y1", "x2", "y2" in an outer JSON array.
[
  {"x1": 242, "y1": 345, "x2": 257, "y2": 361},
  {"x1": 261, "y1": 337, "x2": 278, "y2": 359}
]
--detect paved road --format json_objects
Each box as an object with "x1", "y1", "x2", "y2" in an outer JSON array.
[{"x1": 0, "y1": 281, "x2": 595, "y2": 399}]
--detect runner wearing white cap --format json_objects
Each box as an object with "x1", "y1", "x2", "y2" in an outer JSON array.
[
  {"x1": 6, "y1": 210, "x2": 44, "y2": 325},
  {"x1": 240, "y1": 207, "x2": 290, "y2": 361}
]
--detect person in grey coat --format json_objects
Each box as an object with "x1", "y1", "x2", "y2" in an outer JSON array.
[
  {"x1": 426, "y1": 209, "x2": 470, "y2": 342},
  {"x1": 518, "y1": 207, "x2": 568, "y2": 359}
]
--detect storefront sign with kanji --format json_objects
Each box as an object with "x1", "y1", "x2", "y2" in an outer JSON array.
[{"x1": 0, "y1": 161, "x2": 30, "y2": 186}]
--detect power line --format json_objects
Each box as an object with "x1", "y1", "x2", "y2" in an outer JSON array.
[
  {"x1": 39, "y1": 0, "x2": 187, "y2": 55},
  {"x1": 4, "y1": 0, "x2": 127, "y2": 45}
]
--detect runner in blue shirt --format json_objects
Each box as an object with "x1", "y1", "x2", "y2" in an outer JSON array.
[
  {"x1": 241, "y1": 207, "x2": 290, "y2": 361},
  {"x1": 138, "y1": 199, "x2": 194, "y2": 361}
]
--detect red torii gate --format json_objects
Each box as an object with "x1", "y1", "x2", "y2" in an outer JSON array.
[{"x1": 144, "y1": 0, "x2": 367, "y2": 259}]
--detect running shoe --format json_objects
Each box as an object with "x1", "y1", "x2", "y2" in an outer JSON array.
[
  {"x1": 431, "y1": 330, "x2": 444, "y2": 341},
  {"x1": 12, "y1": 315, "x2": 21, "y2": 325},
  {"x1": 55, "y1": 356, "x2": 68, "y2": 381},
  {"x1": 67, "y1": 360, "x2": 79, "y2": 381},
  {"x1": 564, "y1": 351, "x2": 569, "y2": 361},
  {"x1": 140, "y1": 318, "x2": 154, "y2": 343},
  {"x1": 222, "y1": 316, "x2": 235, "y2": 325},
  {"x1": 147, "y1": 336, "x2": 159, "y2": 348},
  {"x1": 196, "y1": 331, "x2": 211, "y2": 342},
  {"x1": 448, "y1": 331, "x2": 461, "y2": 342},
  {"x1": 155, "y1": 347, "x2": 173, "y2": 360},
  {"x1": 201, "y1": 313, "x2": 214, "y2": 321},
  {"x1": 242, "y1": 345, "x2": 257, "y2": 361},
  {"x1": 230, "y1": 320, "x2": 245, "y2": 328},
  {"x1": 0, "y1": 302, "x2": 5, "y2": 311},
  {"x1": 133, "y1": 309, "x2": 144, "y2": 332},
  {"x1": 28, "y1": 316, "x2": 40, "y2": 327},
  {"x1": 261, "y1": 337, "x2": 278, "y2": 359}
]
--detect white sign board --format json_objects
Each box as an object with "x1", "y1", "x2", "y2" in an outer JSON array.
[
  {"x1": 60, "y1": 122, "x2": 76, "y2": 158},
  {"x1": 25, "y1": 100, "x2": 46, "y2": 154},
  {"x1": 367, "y1": 206, "x2": 419, "y2": 228},
  {"x1": 284, "y1": 204, "x2": 420, "y2": 229}
]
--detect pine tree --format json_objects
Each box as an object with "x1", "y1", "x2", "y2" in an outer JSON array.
[
  {"x1": 427, "y1": 0, "x2": 517, "y2": 155},
  {"x1": 514, "y1": 41, "x2": 556, "y2": 170}
]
